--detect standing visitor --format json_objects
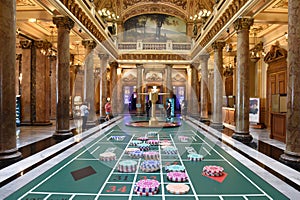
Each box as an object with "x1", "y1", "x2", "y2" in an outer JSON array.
[
  {"x1": 105, "y1": 98, "x2": 112, "y2": 121},
  {"x1": 80, "y1": 101, "x2": 89, "y2": 130},
  {"x1": 166, "y1": 100, "x2": 171, "y2": 121},
  {"x1": 146, "y1": 100, "x2": 151, "y2": 118}
]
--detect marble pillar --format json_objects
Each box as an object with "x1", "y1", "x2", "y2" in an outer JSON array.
[
  {"x1": 117, "y1": 68, "x2": 123, "y2": 114},
  {"x1": 98, "y1": 54, "x2": 109, "y2": 118},
  {"x1": 200, "y1": 54, "x2": 210, "y2": 122},
  {"x1": 187, "y1": 67, "x2": 192, "y2": 115},
  {"x1": 166, "y1": 64, "x2": 173, "y2": 99},
  {"x1": 136, "y1": 64, "x2": 143, "y2": 115},
  {"x1": 53, "y1": 16, "x2": 74, "y2": 140},
  {"x1": 82, "y1": 40, "x2": 97, "y2": 126},
  {"x1": 190, "y1": 64, "x2": 199, "y2": 117},
  {"x1": 279, "y1": 0, "x2": 300, "y2": 171},
  {"x1": 232, "y1": 18, "x2": 253, "y2": 144},
  {"x1": 49, "y1": 55, "x2": 57, "y2": 120},
  {"x1": 210, "y1": 41, "x2": 225, "y2": 131},
  {"x1": 0, "y1": 0, "x2": 22, "y2": 168},
  {"x1": 110, "y1": 62, "x2": 118, "y2": 116}
]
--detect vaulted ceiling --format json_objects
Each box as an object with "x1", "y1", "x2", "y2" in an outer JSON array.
[{"x1": 15, "y1": 0, "x2": 288, "y2": 65}]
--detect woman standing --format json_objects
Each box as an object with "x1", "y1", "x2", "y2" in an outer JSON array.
[{"x1": 105, "y1": 98, "x2": 112, "y2": 121}]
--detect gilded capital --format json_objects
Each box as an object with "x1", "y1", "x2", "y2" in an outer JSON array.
[
  {"x1": 234, "y1": 18, "x2": 254, "y2": 31},
  {"x1": 211, "y1": 41, "x2": 225, "y2": 50},
  {"x1": 82, "y1": 40, "x2": 97, "y2": 49},
  {"x1": 199, "y1": 54, "x2": 210, "y2": 62},
  {"x1": 53, "y1": 16, "x2": 75, "y2": 30}
]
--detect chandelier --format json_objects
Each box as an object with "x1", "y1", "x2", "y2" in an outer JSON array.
[
  {"x1": 190, "y1": 8, "x2": 211, "y2": 36},
  {"x1": 98, "y1": 8, "x2": 119, "y2": 23}
]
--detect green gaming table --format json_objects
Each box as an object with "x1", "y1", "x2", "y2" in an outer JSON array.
[{"x1": 4, "y1": 117, "x2": 290, "y2": 200}]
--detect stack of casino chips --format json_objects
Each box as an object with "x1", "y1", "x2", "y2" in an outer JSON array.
[
  {"x1": 99, "y1": 152, "x2": 116, "y2": 161},
  {"x1": 163, "y1": 146, "x2": 177, "y2": 155},
  {"x1": 165, "y1": 165, "x2": 185, "y2": 172},
  {"x1": 166, "y1": 183, "x2": 190, "y2": 195},
  {"x1": 147, "y1": 139, "x2": 160, "y2": 146},
  {"x1": 137, "y1": 143, "x2": 150, "y2": 151},
  {"x1": 143, "y1": 151, "x2": 160, "y2": 160},
  {"x1": 137, "y1": 136, "x2": 149, "y2": 141},
  {"x1": 187, "y1": 153, "x2": 204, "y2": 161},
  {"x1": 159, "y1": 139, "x2": 172, "y2": 146},
  {"x1": 129, "y1": 150, "x2": 144, "y2": 158},
  {"x1": 117, "y1": 160, "x2": 137, "y2": 173},
  {"x1": 202, "y1": 165, "x2": 224, "y2": 177},
  {"x1": 167, "y1": 171, "x2": 188, "y2": 182},
  {"x1": 125, "y1": 147, "x2": 139, "y2": 154},
  {"x1": 134, "y1": 179, "x2": 160, "y2": 196},
  {"x1": 130, "y1": 140, "x2": 142, "y2": 146},
  {"x1": 140, "y1": 160, "x2": 160, "y2": 172}
]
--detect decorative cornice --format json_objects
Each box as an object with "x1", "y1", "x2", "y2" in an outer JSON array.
[
  {"x1": 123, "y1": 0, "x2": 187, "y2": 10},
  {"x1": 263, "y1": 42, "x2": 287, "y2": 63}
]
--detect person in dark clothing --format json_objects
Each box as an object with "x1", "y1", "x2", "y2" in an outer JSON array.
[
  {"x1": 146, "y1": 100, "x2": 151, "y2": 118},
  {"x1": 166, "y1": 100, "x2": 171, "y2": 120}
]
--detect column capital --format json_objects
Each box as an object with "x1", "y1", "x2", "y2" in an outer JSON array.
[
  {"x1": 110, "y1": 61, "x2": 118, "y2": 68},
  {"x1": 82, "y1": 40, "x2": 97, "y2": 50},
  {"x1": 199, "y1": 54, "x2": 210, "y2": 62},
  {"x1": 234, "y1": 18, "x2": 254, "y2": 31},
  {"x1": 98, "y1": 53, "x2": 109, "y2": 60},
  {"x1": 136, "y1": 64, "x2": 143, "y2": 69},
  {"x1": 53, "y1": 16, "x2": 75, "y2": 30},
  {"x1": 20, "y1": 40, "x2": 32, "y2": 49},
  {"x1": 212, "y1": 41, "x2": 225, "y2": 50}
]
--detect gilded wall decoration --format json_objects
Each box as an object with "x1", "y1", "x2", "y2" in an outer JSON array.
[
  {"x1": 145, "y1": 72, "x2": 163, "y2": 82},
  {"x1": 16, "y1": 0, "x2": 36, "y2": 6},
  {"x1": 172, "y1": 73, "x2": 186, "y2": 82}
]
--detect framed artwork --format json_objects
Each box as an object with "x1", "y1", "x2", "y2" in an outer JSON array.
[{"x1": 249, "y1": 98, "x2": 260, "y2": 123}]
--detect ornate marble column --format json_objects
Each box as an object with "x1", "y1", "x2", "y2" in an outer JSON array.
[
  {"x1": 110, "y1": 62, "x2": 118, "y2": 116},
  {"x1": 0, "y1": 0, "x2": 22, "y2": 168},
  {"x1": 200, "y1": 54, "x2": 210, "y2": 122},
  {"x1": 49, "y1": 55, "x2": 57, "y2": 119},
  {"x1": 210, "y1": 41, "x2": 225, "y2": 131},
  {"x1": 190, "y1": 63, "x2": 199, "y2": 117},
  {"x1": 279, "y1": 0, "x2": 300, "y2": 170},
  {"x1": 136, "y1": 64, "x2": 143, "y2": 115},
  {"x1": 232, "y1": 18, "x2": 253, "y2": 144},
  {"x1": 166, "y1": 64, "x2": 173, "y2": 99},
  {"x1": 82, "y1": 40, "x2": 97, "y2": 126},
  {"x1": 98, "y1": 54, "x2": 109, "y2": 118},
  {"x1": 53, "y1": 16, "x2": 74, "y2": 140},
  {"x1": 186, "y1": 67, "x2": 192, "y2": 115},
  {"x1": 117, "y1": 67, "x2": 123, "y2": 114}
]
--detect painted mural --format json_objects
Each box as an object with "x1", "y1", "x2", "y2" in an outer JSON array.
[{"x1": 123, "y1": 14, "x2": 188, "y2": 42}]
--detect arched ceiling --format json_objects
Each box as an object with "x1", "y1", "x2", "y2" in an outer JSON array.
[{"x1": 94, "y1": 0, "x2": 215, "y2": 23}]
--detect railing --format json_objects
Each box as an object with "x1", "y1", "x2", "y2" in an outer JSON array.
[{"x1": 118, "y1": 41, "x2": 192, "y2": 51}]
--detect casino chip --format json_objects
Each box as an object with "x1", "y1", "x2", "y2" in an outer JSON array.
[
  {"x1": 165, "y1": 165, "x2": 185, "y2": 172},
  {"x1": 137, "y1": 143, "x2": 150, "y2": 151},
  {"x1": 167, "y1": 171, "x2": 188, "y2": 182},
  {"x1": 166, "y1": 183, "x2": 190, "y2": 194},
  {"x1": 143, "y1": 151, "x2": 160, "y2": 160},
  {"x1": 117, "y1": 160, "x2": 137, "y2": 173},
  {"x1": 137, "y1": 136, "x2": 149, "y2": 141},
  {"x1": 202, "y1": 165, "x2": 224, "y2": 177},
  {"x1": 99, "y1": 152, "x2": 116, "y2": 161},
  {"x1": 135, "y1": 179, "x2": 160, "y2": 195},
  {"x1": 187, "y1": 153, "x2": 204, "y2": 161},
  {"x1": 130, "y1": 140, "x2": 142, "y2": 146},
  {"x1": 140, "y1": 160, "x2": 160, "y2": 172},
  {"x1": 163, "y1": 146, "x2": 177, "y2": 154},
  {"x1": 129, "y1": 150, "x2": 144, "y2": 158},
  {"x1": 147, "y1": 139, "x2": 160, "y2": 146},
  {"x1": 125, "y1": 147, "x2": 140, "y2": 154}
]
